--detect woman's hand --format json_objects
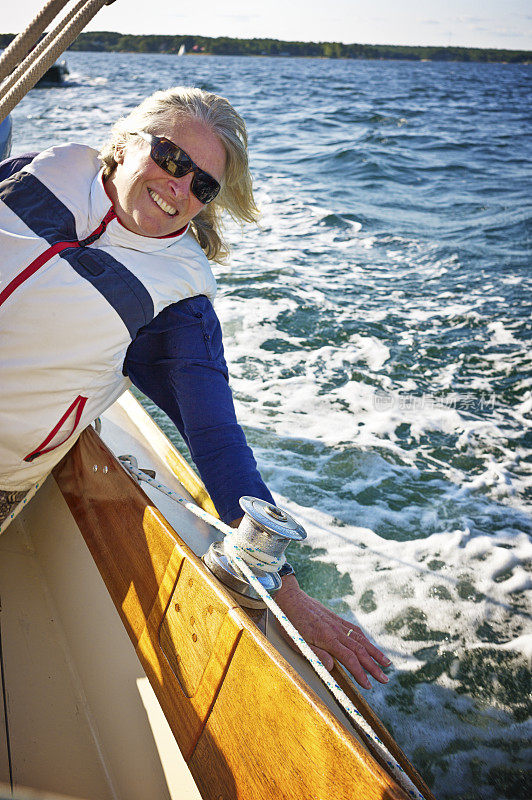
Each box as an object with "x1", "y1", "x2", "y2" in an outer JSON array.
[{"x1": 274, "y1": 574, "x2": 391, "y2": 690}]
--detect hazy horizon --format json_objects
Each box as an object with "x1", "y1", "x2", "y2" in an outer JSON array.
[{"x1": 2, "y1": 0, "x2": 531, "y2": 51}]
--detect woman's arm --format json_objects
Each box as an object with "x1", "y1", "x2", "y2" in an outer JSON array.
[
  {"x1": 125, "y1": 295, "x2": 391, "y2": 687},
  {"x1": 124, "y1": 294, "x2": 275, "y2": 524}
]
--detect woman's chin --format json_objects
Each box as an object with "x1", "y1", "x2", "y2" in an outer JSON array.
[{"x1": 132, "y1": 211, "x2": 179, "y2": 238}]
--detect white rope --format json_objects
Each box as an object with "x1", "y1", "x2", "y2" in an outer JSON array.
[
  {"x1": 0, "y1": 0, "x2": 71, "y2": 84},
  {"x1": 229, "y1": 544, "x2": 284, "y2": 573},
  {"x1": 225, "y1": 543, "x2": 425, "y2": 799},
  {"x1": 228, "y1": 521, "x2": 287, "y2": 573},
  {"x1": 0, "y1": 0, "x2": 88, "y2": 102},
  {"x1": 0, "y1": 0, "x2": 109, "y2": 124},
  {"x1": 121, "y1": 460, "x2": 426, "y2": 799}
]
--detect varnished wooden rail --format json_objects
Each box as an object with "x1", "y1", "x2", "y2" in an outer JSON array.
[{"x1": 53, "y1": 427, "x2": 420, "y2": 800}]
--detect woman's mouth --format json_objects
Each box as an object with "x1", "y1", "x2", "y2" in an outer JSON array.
[{"x1": 148, "y1": 189, "x2": 177, "y2": 216}]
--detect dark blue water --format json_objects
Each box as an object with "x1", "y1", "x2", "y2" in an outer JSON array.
[{"x1": 10, "y1": 53, "x2": 532, "y2": 799}]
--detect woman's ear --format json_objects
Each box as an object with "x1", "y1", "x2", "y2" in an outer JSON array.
[{"x1": 114, "y1": 139, "x2": 126, "y2": 165}]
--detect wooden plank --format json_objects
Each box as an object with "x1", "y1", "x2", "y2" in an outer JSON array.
[
  {"x1": 53, "y1": 428, "x2": 414, "y2": 800},
  {"x1": 53, "y1": 427, "x2": 178, "y2": 644},
  {"x1": 159, "y1": 557, "x2": 234, "y2": 698},
  {"x1": 52, "y1": 430, "x2": 210, "y2": 756},
  {"x1": 135, "y1": 546, "x2": 245, "y2": 758},
  {"x1": 188, "y1": 625, "x2": 407, "y2": 800}
]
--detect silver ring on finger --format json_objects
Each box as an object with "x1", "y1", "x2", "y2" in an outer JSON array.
[{"x1": 346, "y1": 628, "x2": 354, "y2": 637}]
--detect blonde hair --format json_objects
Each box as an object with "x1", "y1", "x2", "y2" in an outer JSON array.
[{"x1": 99, "y1": 86, "x2": 259, "y2": 262}]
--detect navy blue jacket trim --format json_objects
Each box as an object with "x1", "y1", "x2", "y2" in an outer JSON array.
[
  {"x1": 65, "y1": 248, "x2": 154, "y2": 339},
  {"x1": 0, "y1": 153, "x2": 38, "y2": 182},
  {"x1": 0, "y1": 166, "x2": 154, "y2": 338}
]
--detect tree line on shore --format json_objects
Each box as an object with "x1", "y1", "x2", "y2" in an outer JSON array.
[{"x1": 0, "y1": 31, "x2": 530, "y2": 63}]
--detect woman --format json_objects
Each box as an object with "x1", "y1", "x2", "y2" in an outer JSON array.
[{"x1": 0, "y1": 86, "x2": 390, "y2": 689}]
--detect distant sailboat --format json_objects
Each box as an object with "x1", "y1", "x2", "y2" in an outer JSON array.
[{"x1": 177, "y1": 44, "x2": 186, "y2": 56}]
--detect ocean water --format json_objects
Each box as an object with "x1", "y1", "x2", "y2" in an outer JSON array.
[{"x1": 9, "y1": 52, "x2": 531, "y2": 799}]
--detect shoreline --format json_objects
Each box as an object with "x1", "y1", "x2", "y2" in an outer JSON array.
[
  {"x1": 1, "y1": 31, "x2": 530, "y2": 64},
  {"x1": 64, "y1": 50, "x2": 532, "y2": 66}
]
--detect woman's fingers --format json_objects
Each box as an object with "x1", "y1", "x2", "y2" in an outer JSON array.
[
  {"x1": 333, "y1": 634, "x2": 389, "y2": 685},
  {"x1": 342, "y1": 625, "x2": 392, "y2": 667},
  {"x1": 309, "y1": 644, "x2": 334, "y2": 671},
  {"x1": 314, "y1": 623, "x2": 390, "y2": 687},
  {"x1": 311, "y1": 637, "x2": 386, "y2": 689},
  {"x1": 363, "y1": 640, "x2": 392, "y2": 668},
  {"x1": 334, "y1": 641, "x2": 374, "y2": 689},
  {"x1": 352, "y1": 644, "x2": 390, "y2": 684},
  {"x1": 275, "y1": 586, "x2": 392, "y2": 689}
]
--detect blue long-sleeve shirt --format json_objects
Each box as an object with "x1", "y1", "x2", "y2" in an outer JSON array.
[
  {"x1": 124, "y1": 296, "x2": 274, "y2": 522},
  {"x1": 0, "y1": 153, "x2": 274, "y2": 523}
]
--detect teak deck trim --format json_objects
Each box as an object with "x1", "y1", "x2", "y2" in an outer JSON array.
[{"x1": 52, "y1": 424, "x2": 427, "y2": 800}]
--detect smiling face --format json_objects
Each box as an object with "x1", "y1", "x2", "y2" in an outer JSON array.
[{"x1": 105, "y1": 115, "x2": 226, "y2": 238}]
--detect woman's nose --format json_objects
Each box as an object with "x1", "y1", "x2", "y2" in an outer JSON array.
[{"x1": 167, "y1": 172, "x2": 194, "y2": 198}]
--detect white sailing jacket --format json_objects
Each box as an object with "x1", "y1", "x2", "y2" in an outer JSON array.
[{"x1": 0, "y1": 144, "x2": 217, "y2": 491}]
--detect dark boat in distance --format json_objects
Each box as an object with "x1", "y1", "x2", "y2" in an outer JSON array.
[{"x1": 36, "y1": 58, "x2": 69, "y2": 86}]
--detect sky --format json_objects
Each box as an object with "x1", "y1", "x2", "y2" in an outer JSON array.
[{"x1": 2, "y1": 0, "x2": 531, "y2": 50}]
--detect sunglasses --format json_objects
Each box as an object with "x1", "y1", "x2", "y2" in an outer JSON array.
[{"x1": 133, "y1": 130, "x2": 221, "y2": 205}]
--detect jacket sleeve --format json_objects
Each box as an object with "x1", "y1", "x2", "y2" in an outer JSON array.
[{"x1": 124, "y1": 295, "x2": 275, "y2": 524}]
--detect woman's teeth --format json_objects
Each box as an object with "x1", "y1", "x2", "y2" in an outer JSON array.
[{"x1": 149, "y1": 189, "x2": 177, "y2": 216}]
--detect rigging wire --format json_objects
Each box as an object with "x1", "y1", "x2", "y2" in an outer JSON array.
[{"x1": 0, "y1": 0, "x2": 89, "y2": 102}]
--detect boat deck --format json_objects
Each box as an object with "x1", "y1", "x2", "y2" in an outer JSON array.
[{"x1": 0, "y1": 393, "x2": 429, "y2": 799}]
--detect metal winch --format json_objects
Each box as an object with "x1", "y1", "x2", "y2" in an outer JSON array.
[{"x1": 202, "y1": 496, "x2": 306, "y2": 603}]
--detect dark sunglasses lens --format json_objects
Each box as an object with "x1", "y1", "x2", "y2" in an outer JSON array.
[
  {"x1": 192, "y1": 172, "x2": 220, "y2": 204},
  {"x1": 151, "y1": 139, "x2": 191, "y2": 177},
  {"x1": 149, "y1": 136, "x2": 220, "y2": 203}
]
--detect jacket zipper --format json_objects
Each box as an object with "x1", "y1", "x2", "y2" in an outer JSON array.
[
  {"x1": 0, "y1": 207, "x2": 117, "y2": 308},
  {"x1": 1, "y1": 206, "x2": 117, "y2": 463}
]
